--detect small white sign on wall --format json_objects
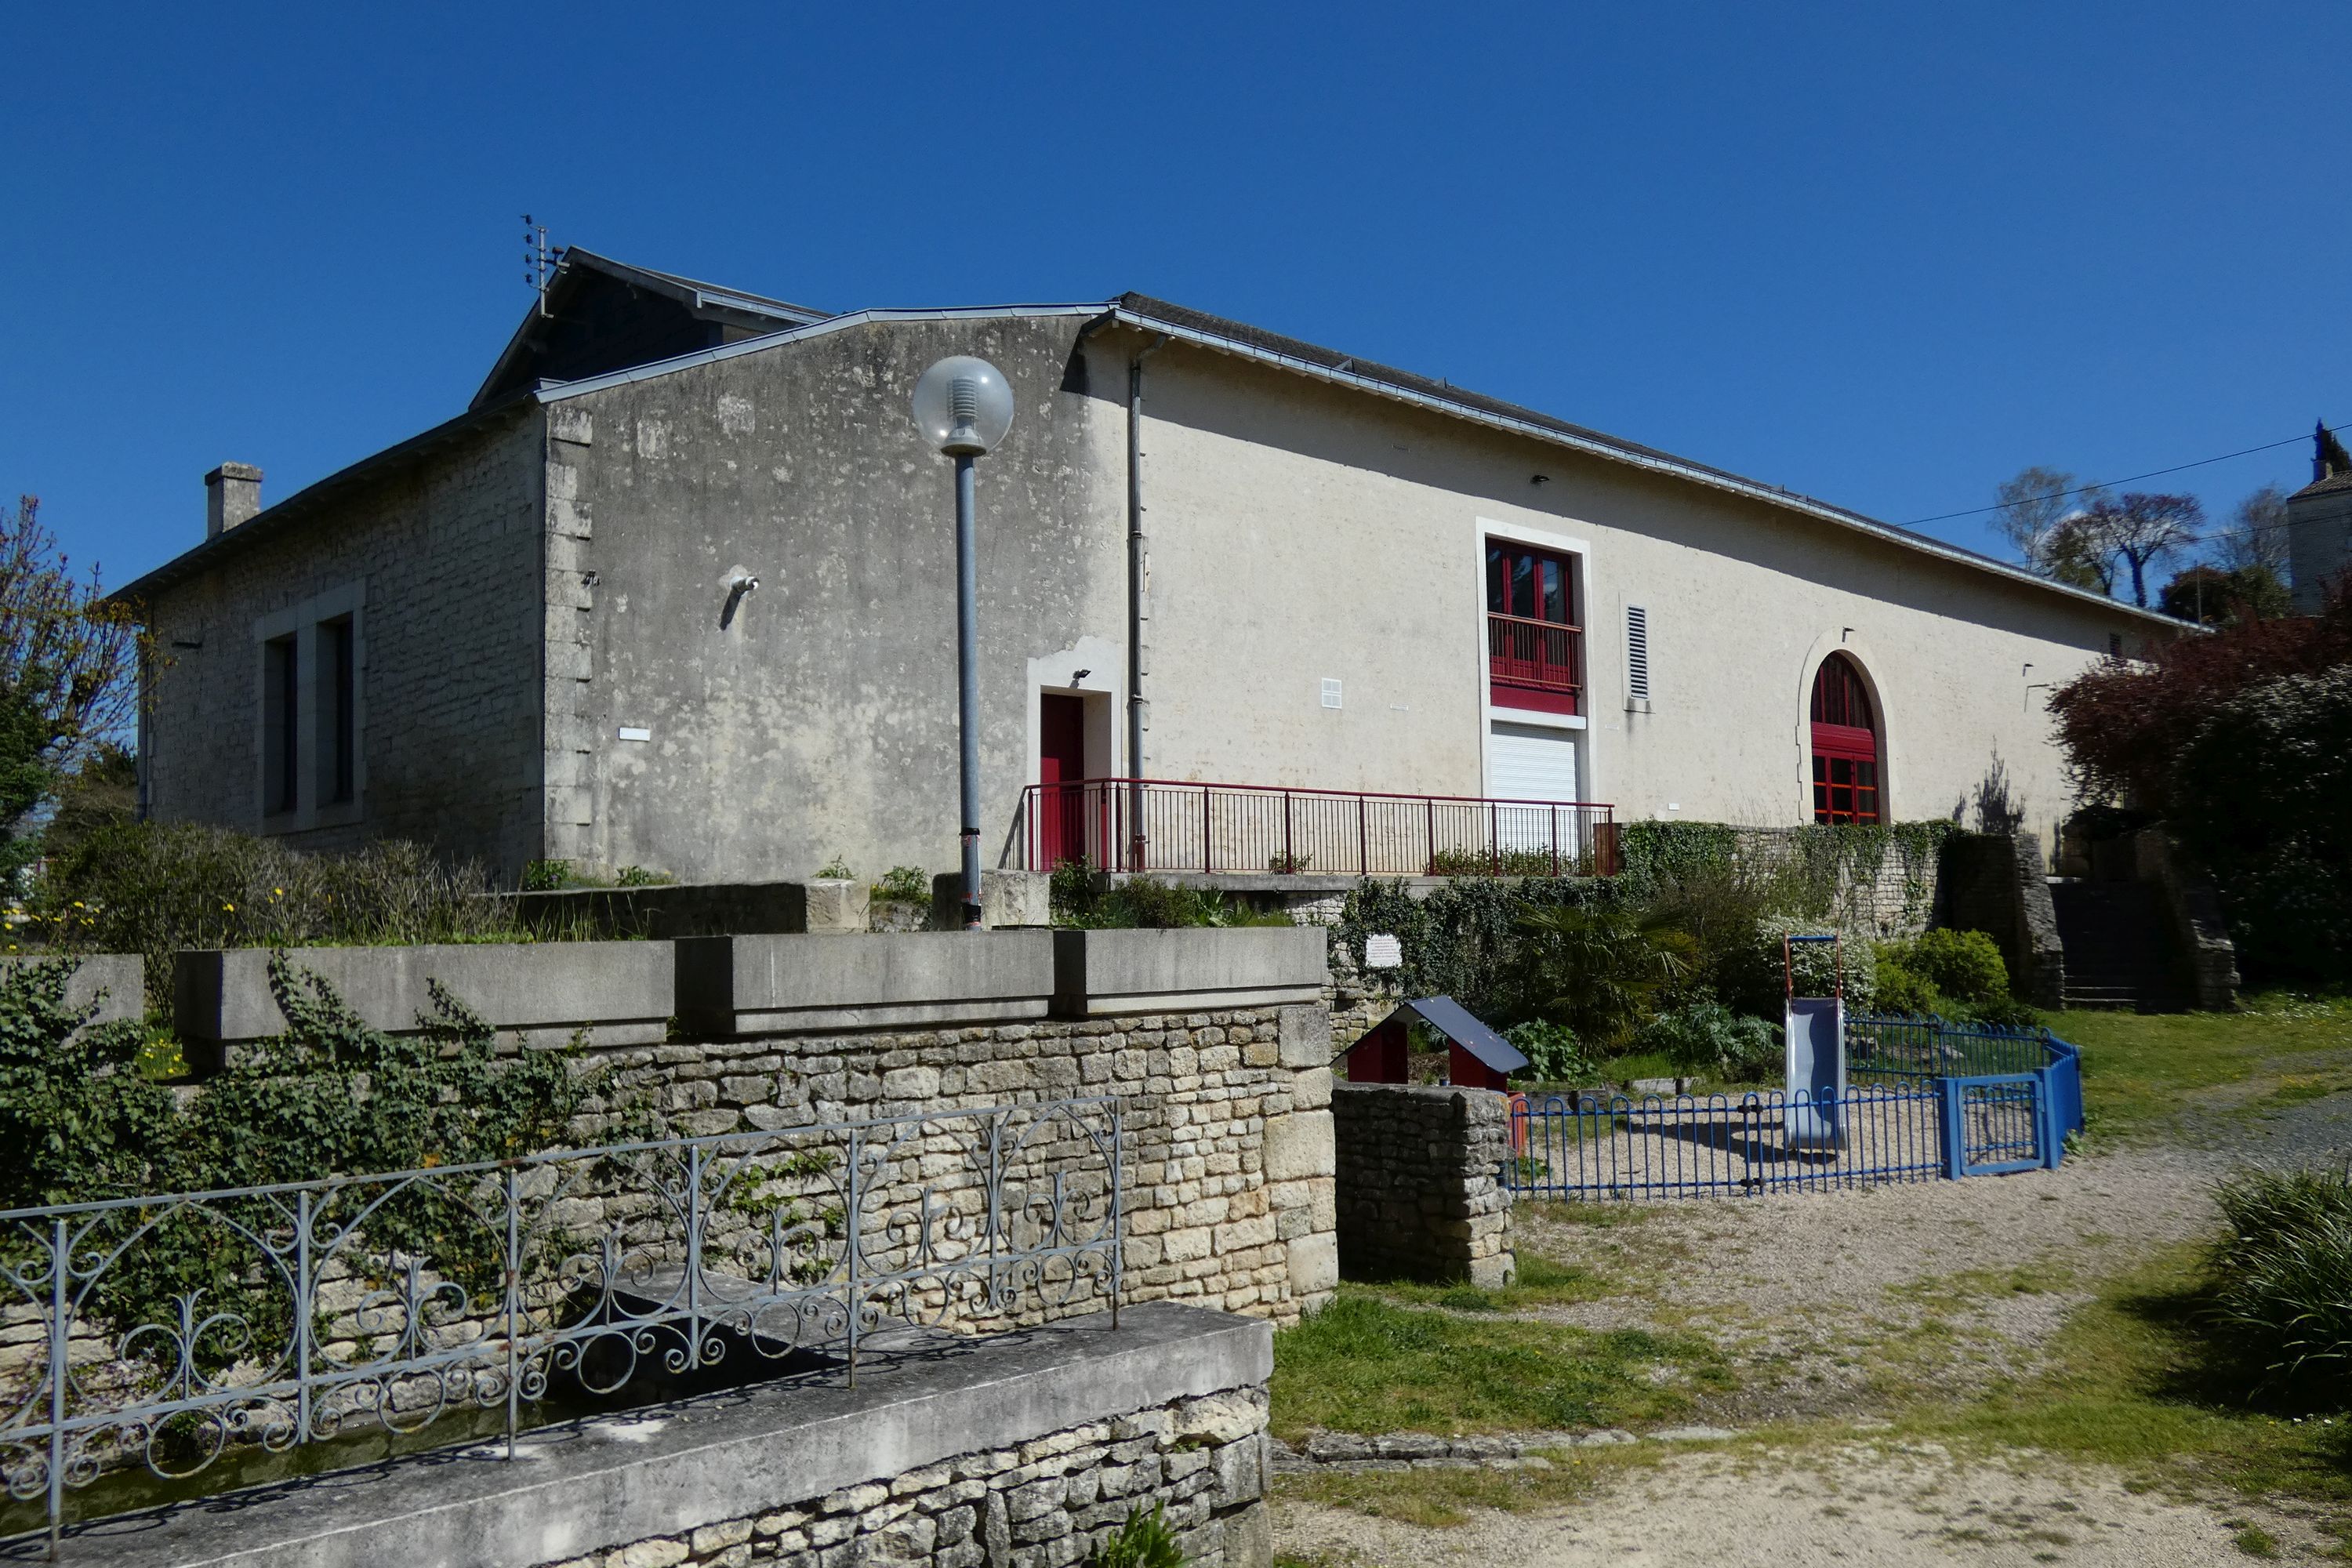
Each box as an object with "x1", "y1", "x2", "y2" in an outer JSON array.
[
  {"x1": 618, "y1": 726, "x2": 652, "y2": 742},
  {"x1": 1320, "y1": 678, "x2": 1343, "y2": 710},
  {"x1": 1363, "y1": 934, "x2": 1403, "y2": 969}
]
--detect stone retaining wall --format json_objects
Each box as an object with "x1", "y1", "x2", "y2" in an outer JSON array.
[
  {"x1": 578, "y1": 1004, "x2": 1336, "y2": 1323},
  {"x1": 1330, "y1": 1082, "x2": 1512, "y2": 1287},
  {"x1": 544, "y1": 1383, "x2": 1271, "y2": 1568}
]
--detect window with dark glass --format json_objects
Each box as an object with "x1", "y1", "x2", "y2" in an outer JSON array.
[
  {"x1": 263, "y1": 635, "x2": 298, "y2": 815},
  {"x1": 321, "y1": 616, "x2": 355, "y2": 804}
]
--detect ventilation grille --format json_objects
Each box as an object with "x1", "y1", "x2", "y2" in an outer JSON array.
[{"x1": 1626, "y1": 606, "x2": 1651, "y2": 704}]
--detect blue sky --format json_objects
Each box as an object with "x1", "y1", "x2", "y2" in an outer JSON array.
[{"x1": 3, "y1": 2, "x2": 2342, "y2": 590}]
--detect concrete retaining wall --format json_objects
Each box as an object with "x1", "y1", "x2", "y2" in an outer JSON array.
[
  {"x1": 91, "y1": 1304, "x2": 1272, "y2": 1568},
  {"x1": 675, "y1": 931, "x2": 1057, "y2": 1036},
  {"x1": 1052, "y1": 927, "x2": 1328, "y2": 1017},
  {"x1": 0, "y1": 953, "x2": 143, "y2": 1029},
  {"x1": 1331, "y1": 1081, "x2": 1514, "y2": 1287},
  {"x1": 173, "y1": 942, "x2": 675, "y2": 1049},
  {"x1": 1940, "y1": 833, "x2": 2067, "y2": 1008}
]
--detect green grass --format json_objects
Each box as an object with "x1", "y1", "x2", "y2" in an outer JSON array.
[
  {"x1": 1367, "y1": 1252, "x2": 1615, "y2": 1313},
  {"x1": 2050, "y1": 994, "x2": 2352, "y2": 1142},
  {"x1": 1875, "y1": 1241, "x2": 2352, "y2": 1509},
  {"x1": 1269, "y1": 1289, "x2": 1731, "y2": 1443}
]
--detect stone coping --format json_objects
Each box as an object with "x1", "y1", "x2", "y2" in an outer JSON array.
[
  {"x1": 0, "y1": 954, "x2": 141, "y2": 1029},
  {"x1": 1052, "y1": 927, "x2": 1329, "y2": 1017},
  {"x1": 172, "y1": 942, "x2": 675, "y2": 1051},
  {"x1": 51, "y1": 1303, "x2": 1269, "y2": 1568},
  {"x1": 675, "y1": 930, "x2": 1058, "y2": 1035}
]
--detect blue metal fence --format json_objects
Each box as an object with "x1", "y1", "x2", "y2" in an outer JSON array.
[{"x1": 1505, "y1": 1018, "x2": 2084, "y2": 1201}]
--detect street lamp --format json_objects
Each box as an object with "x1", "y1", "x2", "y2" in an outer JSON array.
[{"x1": 911, "y1": 355, "x2": 1015, "y2": 930}]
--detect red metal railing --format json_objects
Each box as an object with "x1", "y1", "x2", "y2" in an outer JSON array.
[
  {"x1": 1019, "y1": 778, "x2": 1619, "y2": 878},
  {"x1": 1487, "y1": 612, "x2": 1582, "y2": 710}
]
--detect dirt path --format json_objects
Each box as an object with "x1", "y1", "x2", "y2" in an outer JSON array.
[
  {"x1": 1275, "y1": 1113, "x2": 2352, "y2": 1566},
  {"x1": 1278, "y1": 1445, "x2": 2327, "y2": 1566}
]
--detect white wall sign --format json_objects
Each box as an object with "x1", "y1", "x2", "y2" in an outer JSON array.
[
  {"x1": 1363, "y1": 934, "x2": 1403, "y2": 969},
  {"x1": 618, "y1": 726, "x2": 652, "y2": 742}
]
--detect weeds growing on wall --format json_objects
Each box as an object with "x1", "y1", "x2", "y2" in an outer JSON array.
[
  {"x1": 1050, "y1": 862, "x2": 1293, "y2": 928},
  {"x1": 1329, "y1": 876, "x2": 1606, "y2": 1021},
  {"x1": 31, "y1": 823, "x2": 531, "y2": 1011},
  {"x1": 0, "y1": 955, "x2": 605, "y2": 1375}
]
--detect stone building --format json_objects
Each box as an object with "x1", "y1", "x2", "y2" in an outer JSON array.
[
  {"x1": 118, "y1": 249, "x2": 2174, "y2": 884},
  {"x1": 2287, "y1": 420, "x2": 2352, "y2": 614}
]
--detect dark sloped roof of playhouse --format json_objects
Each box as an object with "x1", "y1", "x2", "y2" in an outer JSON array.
[{"x1": 1375, "y1": 996, "x2": 1530, "y2": 1076}]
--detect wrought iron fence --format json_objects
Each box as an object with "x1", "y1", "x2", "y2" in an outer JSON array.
[
  {"x1": 1018, "y1": 777, "x2": 1619, "y2": 879},
  {"x1": 0, "y1": 1097, "x2": 1123, "y2": 1553}
]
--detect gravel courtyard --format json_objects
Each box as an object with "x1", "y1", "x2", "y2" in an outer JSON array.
[{"x1": 1272, "y1": 1085, "x2": 2352, "y2": 1566}]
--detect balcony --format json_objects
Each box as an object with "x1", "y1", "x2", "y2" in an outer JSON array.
[
  {"x1": 1019, "y1": 778, "x2": 1619, "y2": 878},
  {"x1": 1487, "y1": 612, "x2": 1582, "y2": 715}
]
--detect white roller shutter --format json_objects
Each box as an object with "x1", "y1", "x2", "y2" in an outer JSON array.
[{"x1": 1489, "y1": 721, "x2": 1579, "y2": 800}]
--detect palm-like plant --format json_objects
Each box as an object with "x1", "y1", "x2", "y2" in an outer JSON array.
[{"x1": 1512, "y1": 902, "x2": 1696, "y2": 1051}]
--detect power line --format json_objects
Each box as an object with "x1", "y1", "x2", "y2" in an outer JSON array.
[{"x1": 1903, "y1": 422, "x2": 2343, "y2": 528}]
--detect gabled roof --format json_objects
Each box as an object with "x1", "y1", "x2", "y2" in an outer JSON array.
[
  {"x1": 470, "y1": 249, "x2": 829, "y2": 410},
  {"x1": 111, "y1": 251, "x2": 2182, "y2": 630},
  {"x1": 1356, "y1": 996, "x2": 1530, "y2": 1076}
]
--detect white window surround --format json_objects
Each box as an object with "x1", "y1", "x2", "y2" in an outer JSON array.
[
  {"x1": 1471, "y1": 517, "x2": 1593, "y2": 804},
  {"x1": 252, "y1": 582, "x2": 367, "y2": 834}
]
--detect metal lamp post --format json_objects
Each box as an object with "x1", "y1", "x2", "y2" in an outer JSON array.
[{"x1": 910, "y1": 356, "x2": 1015, "y2": 929}]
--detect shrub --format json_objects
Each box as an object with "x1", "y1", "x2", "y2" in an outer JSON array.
[
  {"x1": 32, "y1": 823, "x2": 522, "y2": 1011},
  {"x1": 1504, "y1": 1018, "x2": 1594, "y2": 1083},
  {"x1": 522, "y1": 858, "x2": 573, "y2": 891},
  {"x1": 1050, "y1": 865, "x2": 1289, "y2": 929},
  {"x1": 1716, "y1": 916, "x2": 1878, "y2": 1019},
  {"x1": 1636, "y1": 1001, "x2": 1780, "y2": 1081},
  {"x1": 815, "y1": 857, "x2": 855, "y2": 880},
  {"x1": 1871, "y1": 955, "x2": 1939, "y2": 1017},
  {"x1": 1511, "y1": 902, "x2": 1695, "y2": 1051},
  {"x1": 873, "y1": 866, "x2": 930, "y2": 904},
  {"x1": 2209, "y1": 1165, "x2": 2352, "y2": 1404},
  {"x1": 1944, "y1": 993, "x2": 2043, "y2": 1029},
  {"x1": 1330, "y1": 876, "x2": 1602, "y2": 1023},
  {"x1": 1896, "y1": 928, "x2": 2009, "y2": 1004}
]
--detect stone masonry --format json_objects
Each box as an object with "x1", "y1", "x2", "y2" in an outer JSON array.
[
  {"x1": 1330, "y1": 1081, "x2": 1512, "y2": 1288},
  {"x1": 574, "y1": 1004, "x2": 1338, "y2": 1323},
  {"x1": 536, "y1": 1385, "x2": 1272, "y2": 1568}
]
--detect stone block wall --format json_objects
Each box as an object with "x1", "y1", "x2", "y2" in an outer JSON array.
[
  {"x1": 1330, "y1": 1082, "x2": 1512, "y2": 1287},
  {"x1": 1940, "y1": 833, "x2": 2067, "y2": 1007},
  {"x1": 574, "y1": 1003, "x2": 1338, "y2": 1323},
  {"x1": 539, "y1": 1385, "x2": 1272, "y2": 1568}
]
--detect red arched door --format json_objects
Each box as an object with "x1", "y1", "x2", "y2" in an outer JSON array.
[{"x1": 1810, "y1": 654, "x2": 1881, "y2": 825}]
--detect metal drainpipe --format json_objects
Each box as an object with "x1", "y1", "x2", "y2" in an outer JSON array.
[{"x1": 1127, "y1": 334, "x2": 1169, "y2": 872}]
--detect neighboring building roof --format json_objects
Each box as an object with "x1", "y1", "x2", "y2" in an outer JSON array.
[
  {"x1": 110, "y1": 251, "x2": 2180, "y2": 630},
  {"x1": 2291, "y1": 470, "x2": 2352, "y2": 501},
  {"x1": 470, "y1": 249, "x2": 830, "y2": 411}
]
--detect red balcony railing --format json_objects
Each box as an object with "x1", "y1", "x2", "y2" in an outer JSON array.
[
  {"x1": 1488, "y1": 612, "x2": 1582, "y2": 713},
  {"x1": 1019, "y1": 778, "x2": 1619, "y2": 878}
]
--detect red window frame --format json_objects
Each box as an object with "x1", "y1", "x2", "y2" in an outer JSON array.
[
  {"x1": 1809, "y1": 654, "x2": 1880, "y2": 825},
  {"x1": 1486, "y1": 542, "x2": 1582, "y2": 716}
]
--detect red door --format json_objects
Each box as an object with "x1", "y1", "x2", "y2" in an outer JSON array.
[{"x1": 1039, "y1": 695, "x2": 1091, "y2": 867}]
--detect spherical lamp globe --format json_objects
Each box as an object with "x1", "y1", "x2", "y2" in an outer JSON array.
[{"x1": 910, "y1": 356, "x2": 1014, "y2": 456}]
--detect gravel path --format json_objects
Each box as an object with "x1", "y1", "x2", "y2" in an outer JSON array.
[
  {"x1": 1276, "y1": 1094, "x2": 2352, "y2": 1566},
  {"x1": 1279, "y1": 1445, "x2": 2328, "y2": 1566}
]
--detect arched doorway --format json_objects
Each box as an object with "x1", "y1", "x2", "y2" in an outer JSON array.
[{"x1": 1809, "y1": 653, "x2": 1881, "y2": 824}]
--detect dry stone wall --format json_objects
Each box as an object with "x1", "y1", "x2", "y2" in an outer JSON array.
[
  {"x1": 536, "y1": 1385, "x2": 1272, "y2": 1568},
  {"x1": 573, "y1": 1004, "x2": 1338, "y2": 1323},
  {"x1": 1330, "y1": 1082, "x2": 1513, "y2": 1287}
]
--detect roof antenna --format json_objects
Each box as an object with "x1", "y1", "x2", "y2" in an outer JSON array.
[{"x1": 524, "y1": 216, "x2": 564, "y2": 318}]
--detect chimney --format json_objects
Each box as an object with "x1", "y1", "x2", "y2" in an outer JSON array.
[{"x1": 205, "y1": 463, "x2": 263, "y2": 539}]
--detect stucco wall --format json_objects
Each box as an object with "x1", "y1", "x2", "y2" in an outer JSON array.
[
  {"x1": 1127, "y1": 336, "x2": 2158, "y2": 844},
  {"x1": 548, "y1": 314, "x2": 1125, "y2": 884},
  {"x1": 139, "y1": 412, "x2": 546, "y2": 872}
]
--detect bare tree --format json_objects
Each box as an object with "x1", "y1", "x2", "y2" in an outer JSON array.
[
  {"x1": 2076, "y1": 492, "x2": 2204, "y2": 608},
  {"x1": 1993, "y1": 466, "x2": 2079, "y2": 566},
  {"x1": 2220, "y1": 482, "x2": 2291, "y2": 575},
  {"x1": 0, "y1": 496, "x2": 140, "y2": 873}
]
